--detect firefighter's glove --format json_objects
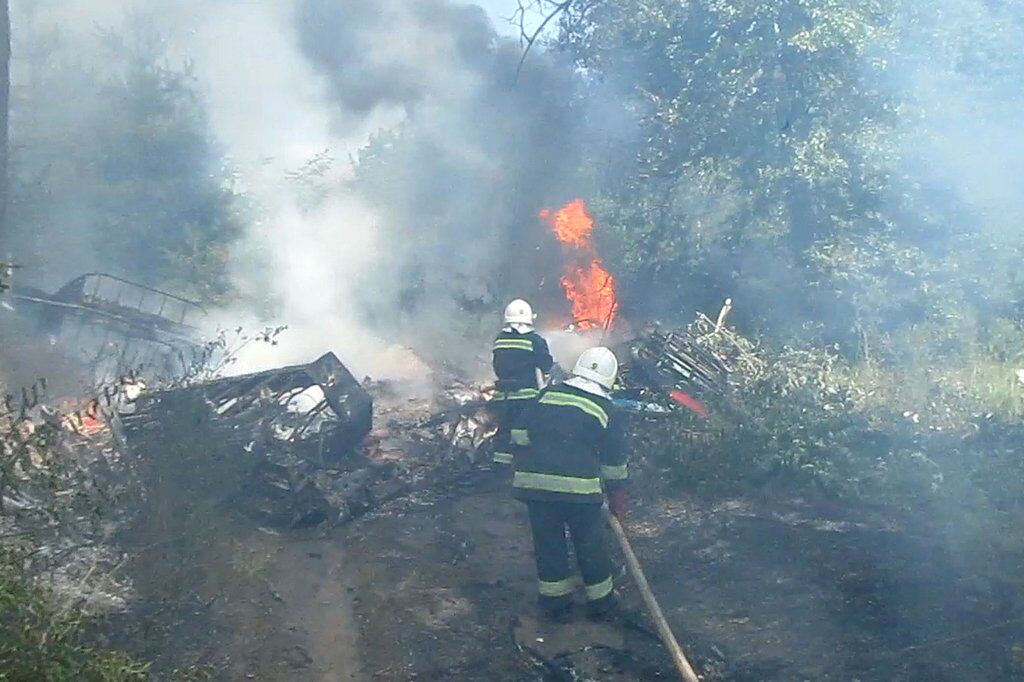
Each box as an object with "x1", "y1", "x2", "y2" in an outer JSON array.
[{"x1": 608, "y1": 489, "x2": 628, "y2": 520}]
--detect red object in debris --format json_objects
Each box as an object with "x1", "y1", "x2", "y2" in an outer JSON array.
[
  {"x1": 79, "y1": 415, "x2": 106, "y2": 435},
  {"x1": 669, "y1": 390, "x2": 709, "y2": 417}
]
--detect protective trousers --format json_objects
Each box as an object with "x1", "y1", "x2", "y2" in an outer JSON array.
[
  {"x1": 490, "y1": 395, "x2": 532, "y2": 465},
  {"x1": 525, "y1": 500, "x2": 615, "y2": 615}
]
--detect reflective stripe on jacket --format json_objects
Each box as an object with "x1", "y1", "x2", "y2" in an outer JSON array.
[
  {"x1": 493, "y1": 387, "x2": 540, "y2": 402},
  {"x1": 512, "y1": 383, "x2": 627, "y2": 504},
  {"x1": 492, "y1": 329, "x2": 554, "y2": 392}
]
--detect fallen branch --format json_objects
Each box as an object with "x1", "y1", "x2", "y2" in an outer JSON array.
[{"x1": 896, "y1": 615, "x2": 1024, "y2": 654}]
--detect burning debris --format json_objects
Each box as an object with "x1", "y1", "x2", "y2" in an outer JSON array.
[
  {"x1": 542, "y1": 200, "x2": 619, "y2": 331},
  {"x1": 118, "y1": 352, "x2": 379, "y2": 528},
  {"x1": 0, "y1": 375, "x2": 138, "y2": 617},
  {"x1": 537, "y1": 199, "x2": 725, "y2": 422},
  {"x1": 536, "y1": 196, "x2": 732, "y2": 423},
  {"x1": 181, "y1": 351, "x2": 373, "y2": 456},
  {"x1": 110, "y1": 349, "x2": 501, "y2": 530},
  {"x1": 627, "y1": 325, "x2": 729, "y2": 398},
  {"x1": 424, "y1": 381, "x2": 498, "y2": 462}
]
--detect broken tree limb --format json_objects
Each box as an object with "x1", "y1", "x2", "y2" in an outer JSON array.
[
  {"x1": 605, "y1": 507, "x2": 701, "y2": 682},
  {"x1": 714, "y1": 297, "x2": 733, "y2": 333},
  {"x1": 514, "y1": 0, "x2": 574, "y2": 81}
]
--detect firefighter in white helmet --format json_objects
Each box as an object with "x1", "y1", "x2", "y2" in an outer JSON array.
[
  {"x1": 490, "y1": 299, "x2": 554, "y2": 466},
  {"x1": 509, "y1": 346, "x2": 628, "y2": 622}
]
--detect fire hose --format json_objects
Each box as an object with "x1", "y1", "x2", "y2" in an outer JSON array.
[{"x1": 604, "y1": 506, "x2": 701, "y2": 682}]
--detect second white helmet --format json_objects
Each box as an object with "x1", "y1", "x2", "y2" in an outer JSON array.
[
  {"x1": 572, "y1": 346, "x2": 618, "y2": 390},
  {"x1": 504, "y1": 299, "x2": 535, "y2": 326}
]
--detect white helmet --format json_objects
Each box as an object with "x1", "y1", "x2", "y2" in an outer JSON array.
[
  {"x1": 504, "y1": 299, "x2": 535, "y2": 326},
  {"x1": 572, "y1": 346, "x2": 618, "y2": 390}
]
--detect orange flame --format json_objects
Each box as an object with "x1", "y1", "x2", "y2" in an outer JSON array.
[
  {"x1": 541, "y1": 199, "x2": 618, "y2": 331},
  {"x1": 540, "y1": 200, "x2": 594, "y2": 249}
]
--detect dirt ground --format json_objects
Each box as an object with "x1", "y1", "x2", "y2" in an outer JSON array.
[
  {"x1": 111, "y1": 464, "x2": 1024, "y2": 681},
  {"x1": 110, "y1": 466, "x2": 1024, "y2": 679},
  {"x1": 328, "y1": 477, "x2": 1024, "y2": 681},
  {"x1": 336, "y1": 471, "x2": 669, "y2": 681}
]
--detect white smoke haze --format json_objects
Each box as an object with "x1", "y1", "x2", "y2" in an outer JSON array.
[
  {"x1": 283, "y1": 0, "x2": 591, "y2": 377},
  {"x1": 15, "y1": 0, "x2": 582, "y2": 381},
  {"x1": 894, "y1": 1, "x2": 1024, "y2": 237},
  {"x1": 20, "y1": 0, "x2": 1024, "y2": 383},
  {"x1": 213, "y1": 0, "x2": 573, "y2": 380},
  {"x1": 170, "y1": 0, "x2": 416, "y2": 379}
]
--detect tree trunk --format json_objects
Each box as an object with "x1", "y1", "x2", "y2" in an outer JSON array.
[{"x1": 0, "y1": 0, "x2": 10, "y2": 247}]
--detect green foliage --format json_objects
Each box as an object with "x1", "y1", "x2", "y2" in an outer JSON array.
[
  {"x1": 637, "y1": 319, "x2": 1024, "y2": 516},
  {"x1": 561, "y1": 0, "x2": 902, "y2": 340},
  {"x1": 0, "y1": 550, "x2": 148, "y2": 681},
  {"x1": 8, "y1": 16, "x2": 244, "y2": 303},
  {"x1": 558, "y1": 0, "x2": 1024, "y2": 360},
  {"x1": 552, "y1": 1, "x2": 1024, "y2": 541}
]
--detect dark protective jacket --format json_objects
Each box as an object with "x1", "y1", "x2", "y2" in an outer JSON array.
[
  {"x1": 492, "y1": 328, "x2": 554, "y2": 395},
  {"x1": 510, "y1": 382, "x2": 628, "y2": 504}
]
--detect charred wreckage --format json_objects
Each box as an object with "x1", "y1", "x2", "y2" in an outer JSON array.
[
  {"x1": 2, "y1": 269, "x2": 207, "y2": 383},
  {"x1": 113, "y1": 335, "x2": 725, "y2": 530},
  {"x1": 2, "y1": 269, "x2": 731, "y2": 532},
  {"x1": 116, "y1": 321, "x2": 729, "y2": 530}
]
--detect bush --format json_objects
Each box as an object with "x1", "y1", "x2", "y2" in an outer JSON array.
[
  {"x1": 636, "y1": 317, "x2": 1024, "y2": 515},
  {"x1": 0, "y1": 551, "x2": 148, "y2": 682}
]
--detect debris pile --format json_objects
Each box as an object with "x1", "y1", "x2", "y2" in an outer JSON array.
[
  {"x1": 602, "y1": 318, "x2": 731, "y2": 428},
  {"x1": 0, "y1": 376, "x2": 136, "y2": 615},
  {"x1": 4, "y1": 271, "x2": 207, "y2": 383},
  {"x1": 432, "y1": 381, "x2": 498, "y2": 462},
  {"x1": 119, "y1": 352, "x2": 377, "y2": 528},
  {"x1": 118, "y1": 354, "x2": 500, "y2": 529},
  {"x1": 2, "y1": 316, "x2": 734, "y2": 543},
  {"x1": 627, "y1": 326, "x2": 729, "y2": 398}
]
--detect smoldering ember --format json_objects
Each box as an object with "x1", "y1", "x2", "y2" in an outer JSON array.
[{"x1": 2, "y1": 2, "x2": 1024, "y2": 681}]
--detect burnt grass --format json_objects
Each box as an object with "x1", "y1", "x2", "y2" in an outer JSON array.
[
  {"x1": 101, "y1": 465, "x2": 1024, "y2": 680},
  {"x1": 95, "y1": 392, "x2": 1024, "y2": 680},
  {"x1": 628, "y1": 494, "x2": 1024, "y2": 681},
  {"x1": 333, "y1": 471, "x2": 1024, "y2": 681}
]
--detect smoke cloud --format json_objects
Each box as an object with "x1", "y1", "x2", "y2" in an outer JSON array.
[
  {"x1": 894, "y1": 1, "x2": 1024, "y2": 237},
  {"x1": 11, "y1": 0, "x2": 621, "y2": 382},
  {"x1": 18, "y1": 0, "x2": 1021, "y2": 383},
  {"x1": 280, "y1": 0, "x2": 587, "y2": 378},
  {"x1": 204, "y1": 0, "x2": 599, "y2": 380}
]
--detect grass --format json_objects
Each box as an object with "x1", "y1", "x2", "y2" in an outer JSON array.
[{"x1": 0, "y1": 552, "x2": 148, "y2": 682}]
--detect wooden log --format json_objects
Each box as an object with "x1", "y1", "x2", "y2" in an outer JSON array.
[{"x1": 605, "y1": 507, "x2": 701, "y2": 682}]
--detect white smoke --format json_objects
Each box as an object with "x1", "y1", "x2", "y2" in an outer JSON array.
[
  {"x1": 15, "y1": 0, "x2": 603, "y2": 382},
  {"x1": 895, "y1": 1, "x2": 1024, "y2": 235},
  {"x1": 170, "y1": 0, "x2": 420, "y2": 379}
]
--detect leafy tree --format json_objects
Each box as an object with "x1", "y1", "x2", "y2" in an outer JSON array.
[
  {"x1": 558, "y1": 0, "x2": 904, "y2": 346},
  {"x1": 558, "y1": 0, "x2": 1024, "y2": 360},
  {"x1": 7, "y1": 16, "x2": 242, "y2": 302},
  {"x1": 544, "y1": 1, "x2": 1024, "y2": 529},
  {"x1": 0, "y1": 0, "x2": 9, "y2": 246}
]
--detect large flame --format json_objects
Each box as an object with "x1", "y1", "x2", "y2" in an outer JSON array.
[{"x1": 541, "y1": 199, "x2": 618, "y2": 331}]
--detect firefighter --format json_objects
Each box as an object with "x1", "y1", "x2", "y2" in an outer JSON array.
[
  {"x1": 510, "y1": 346, "x2": 628, "y2": 622},
  {"x1": 490, "y1": 299, "x2": 554, "y2": 466}
]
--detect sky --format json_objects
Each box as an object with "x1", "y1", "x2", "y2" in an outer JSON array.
[{"x1": 470, "y1": 0, "x2": 520, "y2": 36}]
